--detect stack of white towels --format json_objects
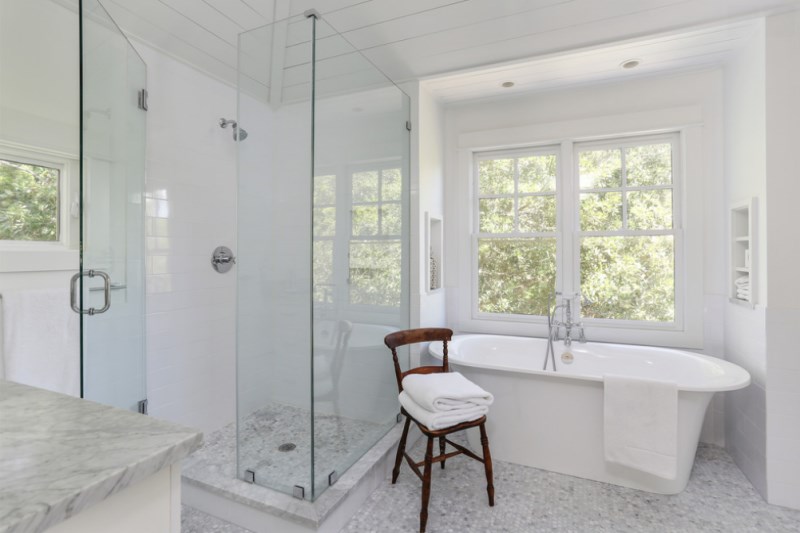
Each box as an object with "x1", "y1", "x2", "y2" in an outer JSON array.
[
  {"x1": 735, "y1": 276, "x2": 750, "y2": 300},
  {"x1": 399, "y1": 372, "x2": 494, "y2": 430}
]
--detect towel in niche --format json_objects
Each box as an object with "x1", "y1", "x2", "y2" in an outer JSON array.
[
  {"x1": 603, "y1": 374, "x2": 678, "y2": 480},
  {"x1": 402, "y1": 371, "x2": 493, "y2": 411}
]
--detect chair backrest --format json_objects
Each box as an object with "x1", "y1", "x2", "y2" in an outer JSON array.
[
  {"x1": 384, "y1": 328, "x2": 453, "y2": 393},
  {"x1": 330, "y1": 320, "x2": 353, "y2": 383}
]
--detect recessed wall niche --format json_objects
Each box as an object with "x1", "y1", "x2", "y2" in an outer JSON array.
[{"x1": 425, "y1": 213, "x2": 443, "y2": 292}]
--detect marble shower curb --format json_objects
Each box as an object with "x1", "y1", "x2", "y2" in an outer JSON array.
[{"x1": 182, "y1": 420, "x2": 420, "y2": 533}]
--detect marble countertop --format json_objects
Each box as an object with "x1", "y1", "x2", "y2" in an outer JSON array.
[{"x1": 0, "y1": 380, "x2": 203, "y2": 533}]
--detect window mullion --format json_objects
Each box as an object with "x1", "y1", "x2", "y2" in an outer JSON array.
[
  {"x1": 513, "y1": 158, "x2": 520, "y2": 234},
  {"x1": 377, "y1": 170, "x2": 383, "y2": 235},
  {"x1": 561, "y1": 140, "x2": 575, "y2": 301},
  {"x1": 621, "y1": 148, "x2": 628, "y2": 230}
]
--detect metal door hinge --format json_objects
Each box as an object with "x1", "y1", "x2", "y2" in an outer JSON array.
[
  {"x1": 244, "y1": 470, "x2": 256, "y2": 484},
  {"x1": 137, "y1": 399, "x2": 148, "y2": 414},
  {"x1": 405, "y1": 121, "x2": 412, "y2": 131},
  {"x1": 328, "y1": 470, "x2": 339, "y2": 486},
  {"x1": 293, "y1": 485, "x2": 305, "y2": 499},
  {"x1": 138, "y1": 89, "x2": 148, "y2": 111}
]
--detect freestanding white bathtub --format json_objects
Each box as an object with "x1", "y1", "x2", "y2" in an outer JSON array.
[{"x1": 428, "y1": 335, "x2": 750, "y2": 494}]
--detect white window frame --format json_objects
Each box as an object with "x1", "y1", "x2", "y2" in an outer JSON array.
[
  {"x1": 313, "y1": 171, "x2": 338, "y2": 306},
  {"x1": 461, "y1": 129, "x2": 702, "y2": 348},
  {"x1": 346, "y1": 160, "x2": 405, "y2": 313},
  {"x1": 569, "y1": 132, "x2": 684, "y2": 332},
  {"x1": 471, "y1": 145, "x2": 562, "y2": 324},
  {"x1": 0, "y1": 142, "x2": 79, "y2": 273}
]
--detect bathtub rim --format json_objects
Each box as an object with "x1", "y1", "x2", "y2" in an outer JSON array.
[{"x1": 428, "y1": 334, "x2": 751, "y2": 393}]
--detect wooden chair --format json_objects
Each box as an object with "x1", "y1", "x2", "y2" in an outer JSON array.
[{"x1": 384, "y1": 328, "x2": 494, "y2": 533}]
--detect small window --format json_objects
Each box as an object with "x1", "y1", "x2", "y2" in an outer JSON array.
[
  {"x1": 0, "y1": 157, "x2": 60, "y2": 242},
  {"x1": 314, "y1": 173, "x2": 337, "y2": 304},
  {"x1": 475, "y1": 150, "x2": 558, "y2": 316},
  {"x1": 577, "y1": 139, "x2": 677, "y2": 323},
  {"x1": 349, "y1": 167, "x2": 402, "y2": 307}
]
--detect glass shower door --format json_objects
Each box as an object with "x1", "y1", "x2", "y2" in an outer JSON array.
[
  {"x1": 78, "y1": 0, "x2": 146, "y2": 411},
  {"x1": 236, "y1": 12, "x2": 410, "y2": 500},
  {"x1": 312, "y1": 17, "x2": 411, "y2": 499}
]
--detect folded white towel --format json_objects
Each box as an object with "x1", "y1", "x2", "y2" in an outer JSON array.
[
  {"x1": 402, "y1": 372, "x2": 493, "y2": 412},
  {"x1": 735, "y1": 277, "x2": 750, "y2": 287},
  {"x1": 400, "y1": 391, "x2": 487, "y2": 430},
  {"x1": 603, "y1": 374, "x2": 678, "y2": 480},
  {"x1": 1, "y1": 289, "x2": 80, "y2": 397}
]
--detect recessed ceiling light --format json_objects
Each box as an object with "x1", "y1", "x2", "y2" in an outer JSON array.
[
  {"x1": 501, "y1": 81, "x2": 515, "y2": 88},
  {"x1": 620, "y1": 59, "x2": 641, "y2": 69}
]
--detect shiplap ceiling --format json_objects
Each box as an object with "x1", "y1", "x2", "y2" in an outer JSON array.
[
  {"x1": 92, "y1": 0, "x2": 798, "y2": 100},
  {"x1": 424, "y1": 19, "x2": 761, "y2": 103}
]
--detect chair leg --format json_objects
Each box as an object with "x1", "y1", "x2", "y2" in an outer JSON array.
[
  {"x1": 479, "y1": 422, "x2": 495, "y2": 506},
  {"x1": 392, "y1": 417, "x2": 411, "y2": 484},
  {"x1": 420, "y1": 436, "x2": 434, "y2": 533},
  {"x1": 439, "y1": 436, "x2": 446, "y2": 469}
]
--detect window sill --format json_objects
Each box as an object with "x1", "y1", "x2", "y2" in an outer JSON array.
[
  {"x1": 0, "y1": 247, "x2": 78, "y2": 273},
  {"x1": 457, "y1": 316, "x2": 703, "y2": 350}
]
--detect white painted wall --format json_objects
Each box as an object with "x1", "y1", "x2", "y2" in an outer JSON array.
[
  {"x1": 135, "y1": 42, "x2": 238, "y2": 435},
  {"x1": 0, "y1": 0, "x2": 80, "y2": 293},
  {"x1": 722, "y1": 20, "x2": 769, "y2": 498},
  {"x1": 445, "y1": 71, "x2": 726, "y2": 350},
  {"x1": 763, "y1": 10, "x2": 800, "y2": 510},
  {"x1": 720, "y1": 12, "x2": 800, "y2": 510},
  {"x1": 417, "y1": 85, "x2": 447, "y2": 331},
  {"x1": 0, "y1": 2, "x2": 80, "y2": 395},
  {"x1": 440, "y1": 69, "x2": 727, "y2": 443}
]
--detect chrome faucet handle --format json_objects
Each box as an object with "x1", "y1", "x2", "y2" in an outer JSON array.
[{"x1": 577, "y1": 323, "x2": 587, "y2": 343}]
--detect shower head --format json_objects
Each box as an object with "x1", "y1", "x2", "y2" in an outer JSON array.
[{"x1": 219, "y1": 117, "x2": 247, "y2": 141}]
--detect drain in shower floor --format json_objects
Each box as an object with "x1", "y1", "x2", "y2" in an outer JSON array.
[{"x1": 278, "y1": 443, "x2": 297, "y2": 452}]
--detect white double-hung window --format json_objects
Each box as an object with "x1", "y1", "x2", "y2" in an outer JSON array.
[
  {"x1": 475, "y1": 148, "x2": 559, "y2": 318},
  {"x1": 472, "y1": 132, "x2": 683, "y2": 341}
]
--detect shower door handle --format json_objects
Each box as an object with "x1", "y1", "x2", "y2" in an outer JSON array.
[{"x1": 70, "y1": 270, "x2": 112, "y2": 315}]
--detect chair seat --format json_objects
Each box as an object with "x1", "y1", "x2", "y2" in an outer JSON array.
[{"x1": 400, "y1": 406, "x2": 487, "y2": 437}]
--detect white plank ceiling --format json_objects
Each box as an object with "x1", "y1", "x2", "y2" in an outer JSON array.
[{"x1": 88, "y1": 0, "x2": 799, "y2": 101}]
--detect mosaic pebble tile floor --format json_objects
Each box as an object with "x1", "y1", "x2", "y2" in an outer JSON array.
[
  {"x1": 182, "y1": 505, "x2": 252, "y2": 533},
  {"x1": 185, "y1": 402, "x2": 390, "y2": 494},
  {"x1": 238, "y1": 403, "x2": 389, "y2": 492},
  {"x1": 342, "y1": 433, "x2": 800, "y2": 533},
  {"x1": 183, "y1": 421, "x2": 800, "y2": 533}
]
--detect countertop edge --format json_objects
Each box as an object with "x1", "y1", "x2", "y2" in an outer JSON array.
[
  {"x1": 9, "y1": 431, "x2": 203, "y2": 533},
  {"x1": 0, "y1": 381, "x2": 203, "y2": 533}
]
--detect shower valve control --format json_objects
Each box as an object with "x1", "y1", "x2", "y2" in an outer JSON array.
[{"x1": 211, "y1": 246, "x2": 236, "y2": 273}]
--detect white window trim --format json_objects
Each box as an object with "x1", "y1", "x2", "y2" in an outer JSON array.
[
  {"x1": 471, "y1": 145, "x2": 561, "y2": 323},
  {"x1": 451, "y1": 109, "x2": 705, "y2": 349},
  {"x1": 569, "y1": 132, "x2": 684, "y2": 332},
  {"x1": 345, "y1": 159, "x2": 406, "y2": 317},
  {"x1": 0, "y1": 142, "x2": 79, "y2": 273}
]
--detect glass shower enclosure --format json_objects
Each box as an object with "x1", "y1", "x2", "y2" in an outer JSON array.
[
  {"x1": 80, "y1": 0, "x2": 147, "y2": 412},
  {"x1": 236, "y1": 13, "x2": 410, "y2": 500}
]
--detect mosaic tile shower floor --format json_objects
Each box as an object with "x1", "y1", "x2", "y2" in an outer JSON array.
[{"x1": 185, "y1": 402, "x2": 391, "y2": 495}]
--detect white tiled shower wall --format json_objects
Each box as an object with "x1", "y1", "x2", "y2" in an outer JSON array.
[{"x1": 136, "y1": 42, "x2": 237, "y2": 435}]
